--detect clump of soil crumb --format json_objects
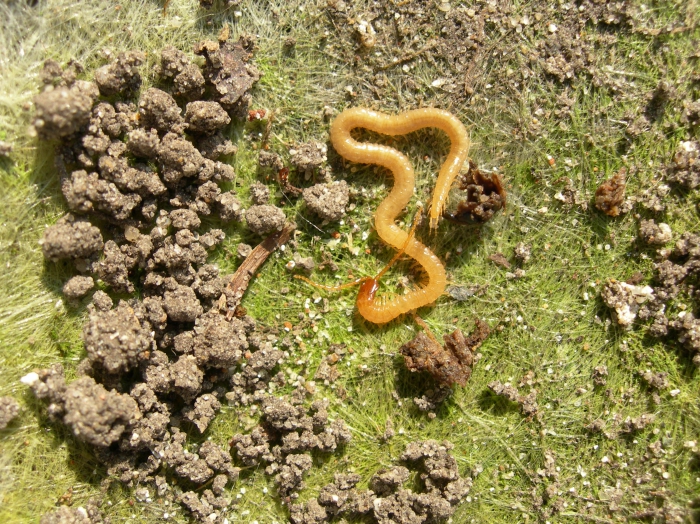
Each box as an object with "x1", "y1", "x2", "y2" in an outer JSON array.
[
  {"x1": 22, "y1": 38, "x2": 340, "y2": 524},
  {"x1": 0, "y1": 396, "x2": 20, "y2": 429},
  {"x1": 302, "y1": 180, "x2": 350, "y2": 222},
  {"x1": 488, "y1": 380, "x2": 539, "y2": 418},
  {"x1": 289, "y1": 440, "x2": 471, "y2": 524}
]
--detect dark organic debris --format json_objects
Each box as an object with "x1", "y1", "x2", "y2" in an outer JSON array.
[
  {"x1": 595, "y1": 168, "x2": 628, "y2": 217},
  {"x1": 488, "y1": 252, "x2": 511, "y2": 269},
  {"x1": 400, "y1": 319, "x2": 489, "y2": 387},
  {"x1": 445, "y1": 162, "x2": 506, "y2": 223}
]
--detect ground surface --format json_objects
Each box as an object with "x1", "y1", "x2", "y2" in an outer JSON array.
[{"x1": 0, "y1": 0, "x2": 699, "y2": 523}]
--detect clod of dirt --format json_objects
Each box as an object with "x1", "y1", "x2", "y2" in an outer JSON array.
[
  {"x1": 249, "y1": 181, "x2": 271, "y2": 205},
  {"x1": 289, "y1": 498, "x2": 328, "y2": 524},
  {"x1": 639, "y1": 219, "x2": 673, "y2": 245},
  {"x1": 601, "y1": 279, "x2": 654, "y2": 327},
  {"x1": 245, "y1": 204, "x2": 287, "y2": 235},
  {"x1": 163, "y1": 284, "x2": 203, "y2": 322},
  {"x1": 91, "y1": 290, "x2": 113, "y2": 311},
  {"x1": 488, "y1": 380, "x2": 539, "y2": 418},
  {"x1": 445, "y1": 162, "x2": 506, "y2": 223},
  {"x1": 192, "y1": 310, "x2": 249, "y2": 368},
  {"x1": 92, "y1": 241, "x2": 132, "y2": 293},
  {"x1": 184, "y1": 101, "x2": 231, "y2": 135},
  {"x1": 166, "y1": 354, "x2": 202, "y2": 401},
  {"x1": 158, "y1": 46, "x2": 206, "y2": 100},
  {"x1": 0, "y1": 396, "x2": 20, "y2": 430},
  {"x1": 194, "y1": 38, "x2": 261, "y2": 113},
  {"x1": 126, "y1": 128, "x2": 160, "y2": 158},
  {"x1": 413, "y1": 386, "x2": 452, "y2": 413},
  {"x1": 31, "y1": 370, "x2": 140, "y2": 447},
  {"x1": 258, "y1": 150, "x2": 284, "y2": 171},
  {"x1": 30, "y1": 43, "x2": 272, "y2": 524},
  {"x1": 61, "y1": 170, "x2": 141, "y2": 222},
  {"x1": 230, "y1": 395, "x2": 351, "y2": 499},
  {"x1": 635, "y1": 183, "x2": 671, "y2": 213},
  {"x1": 183, "y1": 393, "x2": 221, "y2": 433},
  {"x1": 41, "y1": 214, "x2": 104, "y2": 262},
  {"x1": 32, "y1": 86, "x2": 96, "y2": 140},
  {"x1": 277, "y1": 453, "x2": 314, "y2": 497},
  {"x1": 83, "y1": 300, "x2": 153, "y2": 375},
  {"x1": 216, "y1": 191, "x2": 242, "y2": 223},
  {"x1": 592, "y1": 365, "x2": 609, "y2": 387},
  {"x1": 641, "y1": 371, "x2": 669, "y2": 390},
  {"x1": 595, "y1": 168, "x2": 628, "y2": 216},
  {"x1": 138, "y1": 88, "x2": 185, "y2": 135},
  {"x1": 670, "y1": 313, "x2": 700, "y2": 365},
  {"x1": 62, "y1": 275, "x2": 95, "y2": 299},
  {"x1": 371, "y1": 466, "x2": 411, "y2": 496},
  {"x1": 158, "y1": 133, "x2": 205, "y2": 184},
  {"x1": 514, "y1": 242, "x2": 532, "y2": 264},
  {"x1": 290, "y1": 253, "x2": 316, "y2": 273},
  {"x1": 620, "y1": 414, "x2": 656, "y2": 434},
  {"x1": 236, "y1": 243, "x2": 253, "y2": 259},
  {"x1": 666, "y1": 140, "x2": 699, "y2": 189},
  {"x1": 169, "y1": 208, "x2": 201, "y2": 230},
  {"x1": 39, "y1": 502, "x2": 105, "y2": 524},
  {"x1": 94, "y1": 51, "x2": 144, "y2": 96},
  {"x1": 302, "y1": 180, "x2": 350, "y2": 222},
  {"x1": 291, "y1": 439, "x2": 470, "y2": 524},
  {"x1": 400, "y1": 319, "x2": 489, "y2": 387},
  {"x1": 290, "y1": 141, "x2": 328, "y2": 174},
  {"x1": 197, "y1": 133, "x2": 237, "y2": 160}
]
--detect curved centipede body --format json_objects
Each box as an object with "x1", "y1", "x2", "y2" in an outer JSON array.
[{"x1": 302, "y1": 107, "x2": 470, "y2": 324}]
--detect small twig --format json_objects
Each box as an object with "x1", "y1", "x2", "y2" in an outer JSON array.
[{"x1": 223, "y1": 222, "x2": 296, "y2": 320}]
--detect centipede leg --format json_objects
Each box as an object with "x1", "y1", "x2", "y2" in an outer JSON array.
[
  {"x1": 374, "y1": 206, "x2": 423, "y2": 282},
  {"x1": 294, "y1": 274, "x2": 368, "y2": 293},
  {"x1": 413, "y1": 314, "x2": 441, "y2": 347}
]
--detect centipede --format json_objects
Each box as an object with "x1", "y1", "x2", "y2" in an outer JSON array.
[{"x1": 296, "y1": 107, "x2": 470, "y2": 324}]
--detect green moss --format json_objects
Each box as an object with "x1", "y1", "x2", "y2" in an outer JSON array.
[{"x1": 0, "y1": 0, "x2": 699, "y2": 522}]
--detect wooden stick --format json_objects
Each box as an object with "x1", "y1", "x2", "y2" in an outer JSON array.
[{"x1": 223, "y1": 222, "x2": 295, "y2": 320}]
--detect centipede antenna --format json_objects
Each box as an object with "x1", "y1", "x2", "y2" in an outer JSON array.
[
  {"x1": 413, "y1": 314, "x2": 441, "y2": 346},
  {"x1": 294, "y1": 274, "x2": 367, "y2": 292}
]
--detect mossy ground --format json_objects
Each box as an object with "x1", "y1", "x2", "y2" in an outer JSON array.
[{"x1": 1, "y1": 0, "x2": 699, "y2": 523}]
